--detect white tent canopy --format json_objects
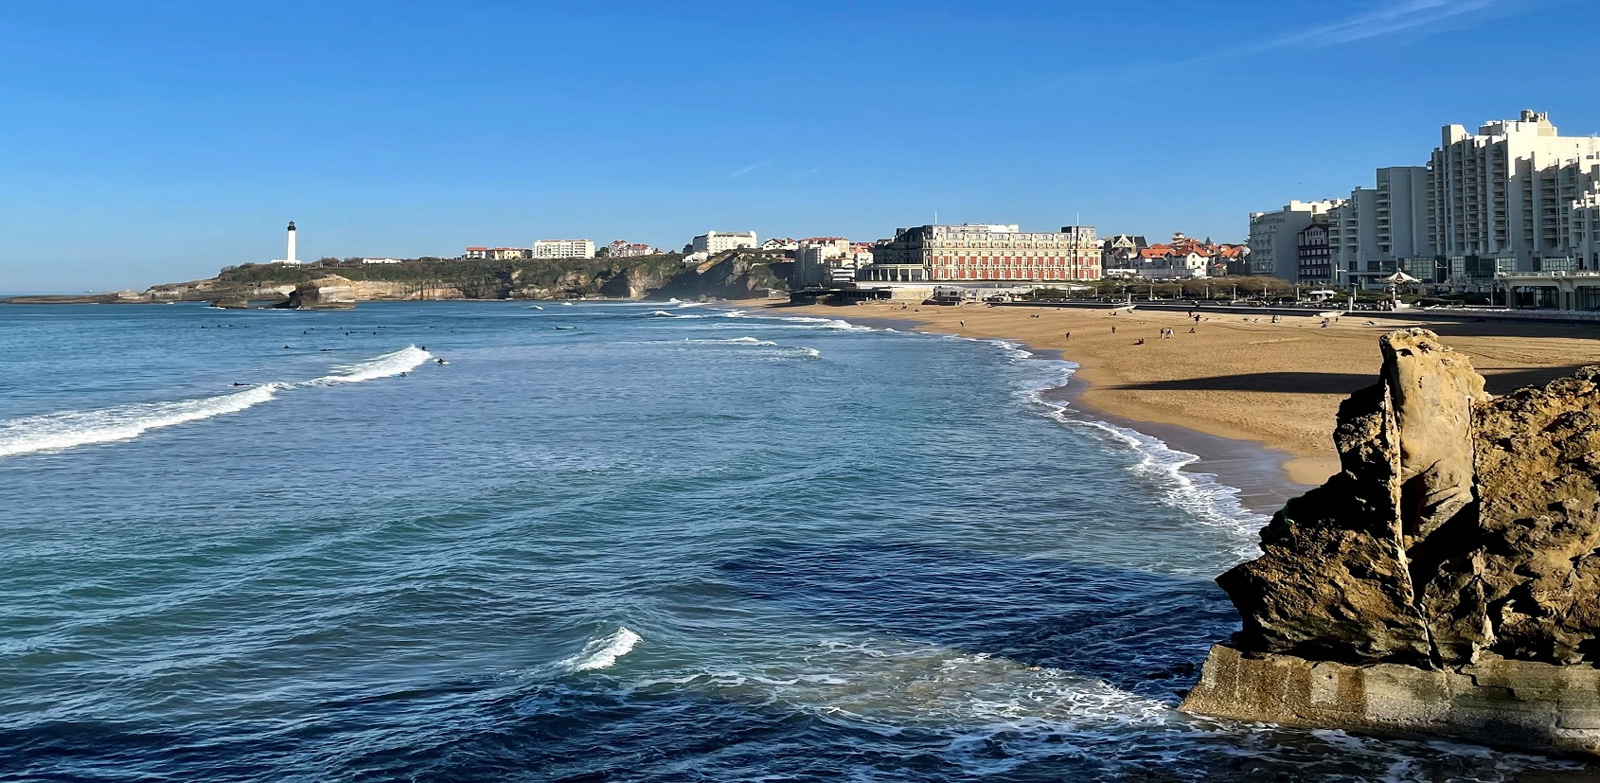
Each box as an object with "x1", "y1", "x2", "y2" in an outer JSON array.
[{"x1": 1382, "y1": 271, "x2": 1422, "y2": 284}]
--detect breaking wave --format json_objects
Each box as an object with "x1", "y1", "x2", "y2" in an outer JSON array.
[
  {"x1": 688, "y1": 337, "x2": 778, "y2": 347},
  {"x1": 560, "y1": 627, "x2": 642, "y2": 672},
  {"x1": 0, "y1": 346, "x2": 432, "y2": 460}
]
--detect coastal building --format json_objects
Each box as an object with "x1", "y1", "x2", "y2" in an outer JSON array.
[
  {"x1": 692, "y1": 231, "x2": 758, "y2": 254},
  {"x1": 1296, "y1": 219, "x2": 1332, "y2": 283},
  {"x1": 1248, "y1": 200, "x2": 1341, "y2": 280},
  {"x1": 1429, "y1": 110, "x2": 1600, "y2": 273},
  {"x1": 532, "y1": 239, "x2": 595, "y2": 259},
  {"x1": 361, "y1": 257, "x2": 404, "y2": 265},
  {"x1": 1325, "y1": 167, "x2": 1434, "y2": 285},
  {"x1": 270, "y1": 221, "x2": 305, "y2": 265},
  {"x1": 605, "y1": 240, "x2": 659, "y2": 257},
  {"x1": 793, "y1": 238, "x2": 853, "y2": 288},
  {"x1": 1103, "y1": 233, "x2": 1239, "y2": 280},
  {"x1": 462, "y1": 247, "x2": 533, "y2": 260},
  {"x1": 761, "y1": 238, "x2": 799, "y2": 252},
  {"x1": 867, "y1": 223, "x2": 1101, "y2": 283},
  {"x1": 1101, "y1": 234, "x2": 1148, "y2": 272}
]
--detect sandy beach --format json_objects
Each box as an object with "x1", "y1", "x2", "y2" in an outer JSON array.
[{"x1": 748, "y1": 299, "x2": 1600, "y2": 487}]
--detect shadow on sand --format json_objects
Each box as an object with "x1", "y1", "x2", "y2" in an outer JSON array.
[{"x1": 1115, "y1": 366, "x2": 1588, "y2": 397}]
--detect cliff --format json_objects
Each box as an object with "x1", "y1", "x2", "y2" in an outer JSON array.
[
  {"x1": 649, "y1": 250, "x2": 789, "y2": 301},
  {"x1": 1183, "y1": 328, "x2": 1600, "y2": 757}
]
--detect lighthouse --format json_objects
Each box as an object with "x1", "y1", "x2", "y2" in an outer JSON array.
[{"x1": 273, "y1": 220, "x2": 305, "y2": 265}]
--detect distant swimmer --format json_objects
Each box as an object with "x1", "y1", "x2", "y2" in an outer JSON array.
[
  {"x1": 435, "y1": 358, "x2": 449, "y2": 365},
  {"x1": 283, "y1": 344, "x2": 292, "y2": 349},
  {"x1": 419, "y1": 345, "x2": 426, "y2": 351},
  {"x1": 399, "y1": 371, "x2": 408, "y2": 377},
  {"x1": 232, "y1": 382, "x2": 247, "y2": 386}
]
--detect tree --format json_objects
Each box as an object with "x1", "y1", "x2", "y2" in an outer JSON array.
[
  {"x1": 682, "y1": 243, "x2": 693, "y2": 254},
  {"x1": 595, "y1": 246, "x2": 611, "y2": 258}
]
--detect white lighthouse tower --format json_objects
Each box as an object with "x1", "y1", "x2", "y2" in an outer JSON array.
[{"x1": 273, "y1": 220, "x2": 305, "y2": 265}]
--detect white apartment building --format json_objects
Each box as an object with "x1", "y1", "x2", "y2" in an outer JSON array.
[
  {"x1": 362, "y1": 257, "x2": 404, "y2": 265},
  {"x1": 532, "y1": 239, "x2": 596, "y2": 259},
  {"x1": 1248, "y1": 200, "x2": 1341, "y2": 280},
  {"x1": 1326, "y1": 166, "x2": 1433, "y2": 284},
  {"x1": 793, "y1": 238, "x2": 854, "y2": 288},
  {"x1": 1430, "y1": 111, "x2": 1600, "y2": 272},
  {"x1": 692, "y1": 231, "x2": 758, "y2": 254},
  {"x1": 869, "y1": 223, "x2": 1101, "y2": 283}
]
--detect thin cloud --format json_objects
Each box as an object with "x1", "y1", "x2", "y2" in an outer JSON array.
[
  {"x1": 1248, "y1": 0, "x2": 1498, "y2": 53},
  {"x1": 1062, "y1": 0, "x2": 1507, "y2": 86},
  {"x1": 793, "y1": 161, "x2": 835, "y2": 179},
  {"x1": 728, "y1": 160, "x2": 771, "y2": 179}
]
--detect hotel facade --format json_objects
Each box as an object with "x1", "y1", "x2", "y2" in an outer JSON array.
[{"x1": 868, "y1": 224, "x2": 1101, "y2": 283}]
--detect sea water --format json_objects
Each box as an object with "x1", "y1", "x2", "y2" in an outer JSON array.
[{"x1": 0, "y1": 301, "x2": 1577, "y2": 781}]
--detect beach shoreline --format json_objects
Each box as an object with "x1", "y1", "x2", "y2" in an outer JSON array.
[{"x1": 728, "y1": 297, "x2": 1600, "y2": 510}]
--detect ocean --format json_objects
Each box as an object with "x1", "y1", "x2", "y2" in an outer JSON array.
[{"x1": 0, "y1": 301, "x2": 1577, "y2": 782}]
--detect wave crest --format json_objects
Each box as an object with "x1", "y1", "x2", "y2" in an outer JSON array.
[
  {"x1": 560, "y1": 627, "x2": 641, "y2": 672},
  {"x1": 0, "y1": 346, "x2": 432, "y2": 460}
]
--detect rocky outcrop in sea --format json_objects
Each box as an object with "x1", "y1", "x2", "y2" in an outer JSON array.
[{"x1": 1183, "y1": 328, "x2": 1600, "y2": 757}]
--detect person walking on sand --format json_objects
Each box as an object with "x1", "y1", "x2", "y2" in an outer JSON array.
[
  {"x1": 959, "y1": 320, "x2": 965, "y2": 327},
  {"x1": 1064, "y1": 331, "x2": 1070, "y2": 340},
  {"x1": 1111, "y1": 325, "x2": 1116, "y2": 334}
]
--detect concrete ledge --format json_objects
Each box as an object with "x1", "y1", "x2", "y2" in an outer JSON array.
[{"x1": 1180, "y1": 644, "x2": 1600, "y2": 758}]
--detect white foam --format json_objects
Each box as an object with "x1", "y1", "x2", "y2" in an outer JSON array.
[
  {"x1": 925, "y1": 333, "x2": 1268, "y2": 563},
  {"x1": 0, "y1": 384, "x2": 285, "y2": 459},
  {"x1": 307, "y1": 346, "x2": 433, "y2": 385},
  {"x1": 984, "y1": 340, "x2": 1268, "y2": 562},
  {"x1": 0, "y1": 346, "x2": 433, "y2": 460},
  {"x1": 688, "y1": 337, "x2": 777, "y2": 346},
  {"x1": 560, "y1": 627, "x2": 641, "y2": 672}
]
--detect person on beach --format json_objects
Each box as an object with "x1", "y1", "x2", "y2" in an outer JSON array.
[
  {"x1": 1134, "y1": 338, "x2": 1145, "y2": 345},
  {"x1": 1189, "y1": 327, "x2": 1196, "y2": 334},
  {"x1": 1111, "y1": 325, "x2": 1116, "y2": 334},
  {"x1": 959, "y1": 320, "x2": 965, "y2": 327},
  {"x1": 1064, "y1": 332, "x2": 1070, "y2": 340}
]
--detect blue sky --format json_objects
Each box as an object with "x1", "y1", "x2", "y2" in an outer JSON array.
[{"x1": 2, "y1": 0, "x2": 1597, "y2": 292}]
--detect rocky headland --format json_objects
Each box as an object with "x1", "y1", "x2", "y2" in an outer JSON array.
[
  {"x1": 2, "y1": 250, "x2": 789, "y2": 307},
  {"x1": 1183, "y1": 327, "x2": 1600, "y2": 757}
]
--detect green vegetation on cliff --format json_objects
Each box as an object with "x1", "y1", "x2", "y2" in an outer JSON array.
[{"x1": 217, "y1": 254, "x2": 687, "y2": 292}]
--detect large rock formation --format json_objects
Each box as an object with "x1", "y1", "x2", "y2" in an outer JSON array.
[
  {"x1": 279, "y1": 275, "x2": 358, "y2": 309},
  {"x1": 1186, "y1": 328, "x2": 1600, "y2": 756}
]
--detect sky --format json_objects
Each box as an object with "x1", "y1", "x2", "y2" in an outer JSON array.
[{"x1": 2, "y1": 0, "x2": 1598, "y2": 292}]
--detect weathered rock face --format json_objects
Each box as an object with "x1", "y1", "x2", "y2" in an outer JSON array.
[
  {"x1": 1218, "y1": 329, "x2": 1490, "y2": 667},
  {"x1": 281, "y1": 275, "x2": 358, "y2": 309},
  {"x1": 1191, "y1": 328, "x2": 1600, "y2": 754},
  {"x1": 1475, "y1": 366, "x2": 1600, "y2": 665}
]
